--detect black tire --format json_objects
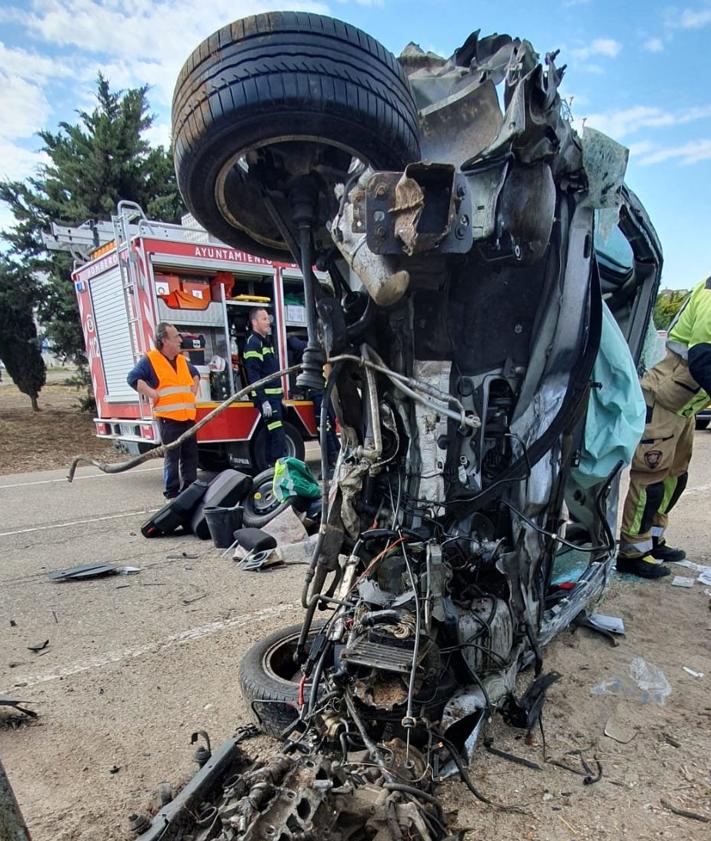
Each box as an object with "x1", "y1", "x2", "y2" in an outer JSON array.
[
  {"x1": 249, "y1": 420, "x2": 305, "y2": 474},
  {"x1": 242, "y1": 468, "x2": 292, "y2": 528},
  {"x1": 239, "y1": 623, "x2": 324, "y2": 736},
  {"x1": 695, "y1": 416, "x2": 710, "y2": 430},
  {"x1": 172, "y1": 11, "x2": 421, "y2": 260}
]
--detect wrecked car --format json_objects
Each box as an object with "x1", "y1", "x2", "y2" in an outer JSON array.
[{"x1": 134, "y1": 11, "x2": 661, "y2": 839}]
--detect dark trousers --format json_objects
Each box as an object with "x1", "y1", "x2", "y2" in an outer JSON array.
[
  {"x1": 265, "y1": 399, "x2": 287, "y2": 466},
  {"x1": 159, "y1": 418, "x2": 198, "y2": 499},
  {"x1": 311, "y1": 390, "x2": 339, "y2": 468}
]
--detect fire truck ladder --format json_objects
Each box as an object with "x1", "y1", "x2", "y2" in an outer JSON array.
[{"x1": 112, "y1": 201, "x2": 153, "y2": 420}]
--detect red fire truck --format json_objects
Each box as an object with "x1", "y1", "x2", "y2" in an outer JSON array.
[{"x1": 45, "y1": 201, "x2": 317, "y2": 472}]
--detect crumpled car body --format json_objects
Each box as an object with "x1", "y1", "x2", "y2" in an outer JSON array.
[{"x1": 135, "y1": 15, "x2": 662, "y2": 840}]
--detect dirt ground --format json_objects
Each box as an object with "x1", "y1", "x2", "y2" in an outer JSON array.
[
  {"x1": 0, "y1": 384, "x2": 709, "y2": 840},
  {"x1": 0, "y1": 374, "x2": 121, "y2": 476}
]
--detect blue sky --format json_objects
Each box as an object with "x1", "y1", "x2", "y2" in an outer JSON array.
[{"x1": 1, "y1": 0, "x2": 710, "y2": 289}]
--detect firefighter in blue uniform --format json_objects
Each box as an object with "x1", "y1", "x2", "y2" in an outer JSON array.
[{"x1": 243, "y1": 307, "x2": 287, "y2": 467}]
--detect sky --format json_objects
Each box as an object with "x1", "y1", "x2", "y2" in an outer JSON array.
[{"x1": 1, "y1": 0, "x2": 710, "y2": 289}]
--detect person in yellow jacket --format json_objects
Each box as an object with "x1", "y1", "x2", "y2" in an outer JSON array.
[
  {"x1": 618, "y1": 278, "x2": 711, "y2": 578},
  {"x1": 128, "y1": 322, "x2": 200, "y2": 499}
]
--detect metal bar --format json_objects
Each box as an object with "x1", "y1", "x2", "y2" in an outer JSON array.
[{"x1": 0, "y1": 758, "x2": 32, "y2": 841}]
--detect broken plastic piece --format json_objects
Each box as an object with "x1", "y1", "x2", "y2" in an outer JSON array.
[
  {"x1": 682, "y1": 666, "x2": 704, "y2": 679},
  {"x1": 592, "y1": 657, "x2": 671, "y2": 705}
]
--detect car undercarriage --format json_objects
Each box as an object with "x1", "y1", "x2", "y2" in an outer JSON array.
[{"x1": 132, "y1": 12, "x2": 662, "y2": 840}]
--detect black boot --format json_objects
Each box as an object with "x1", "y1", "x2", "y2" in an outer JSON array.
[
  {"x1": 650, "y1": 537, "x2": 686, "y2": 563},
  {"x1": 616, "y1": 554, "x2": 671, "y2": 579}
]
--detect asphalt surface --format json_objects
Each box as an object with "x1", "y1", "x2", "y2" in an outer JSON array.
[{"x1": 0, "y1": 434, "x2": 709, "y2": 839}]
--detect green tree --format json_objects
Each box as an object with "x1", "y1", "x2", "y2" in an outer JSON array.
[
  {"x1": 0, "y1": 75, "x2": 184, "y2": 367},
  {"x1": 0, "y1": 257, "x2": 46, "y2": 410},
  {"x1": 653, "y1": 289, "x2": 688, "y2": 331}
]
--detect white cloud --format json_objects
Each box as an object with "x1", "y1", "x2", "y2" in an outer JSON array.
[
  {"x1": 0, "y1": 138, "x2": 48, "y2": 182},
  {"x1": 570, "y1": 38, "x2": 622, "y2": 60},
  {"x1": 143, "y1": 121, "x2": 172, "y2": 149},
  {"x1": 637, "y1": 139, "x2": 711, "y2": 165},
  {"x1": 23, "y1": 0, "x2": 330, "y2": 61},
  {"x1": 0, "y1": 42, "x2": 77, "y2": 83},
  {"x1": 584, "y1": 104, "x2": 711, "y2": 139},
  {"x1": 643, "y1": 36, "x2": 664, "y2": 52},
  {"x1": 680, "y1": 8, "x2": 711, "y2": 29},
  {"x1": 0, "y1": 71, "x2": 51, "y2": 140}
]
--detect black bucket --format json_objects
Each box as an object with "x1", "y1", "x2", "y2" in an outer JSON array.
[{"x1": 204, "y1": 505, "x2": 244, "y2": 549}]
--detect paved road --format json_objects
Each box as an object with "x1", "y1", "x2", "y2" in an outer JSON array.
[{"x1": 0, "y1": 434, "x2": 709, "y2": 840}]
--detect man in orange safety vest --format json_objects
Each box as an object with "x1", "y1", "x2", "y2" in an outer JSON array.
[{"x1": 128, "y1": 322, "x2": 200, "y2": 499}]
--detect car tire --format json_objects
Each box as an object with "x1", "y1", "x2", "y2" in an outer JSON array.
[
  {"x1": 695, "y1": 416, "x2": 710, "y2": 430},
  {"x1": 242, "y1": 468, "x2": 292, "y2": 528},
  {"x1": 172, "y1": 11, "x2": 421, "y2": 260},
  {"x1": 249, "y1": 420, "x2": 305, "y2": 474},
  {"x1": 239, "y1": 623, "x2": 324, "y2": 737}
]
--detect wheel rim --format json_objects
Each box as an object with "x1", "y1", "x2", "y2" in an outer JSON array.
[
  {"x1": 250, "y1": 477, "x2": 280, "y2": 516},
  {"x1": 262, "y1": 629, "x2": 314, "y2": 685},
  {"x1": 215, "y1": 139, "x2": 368, "y2": 254}
]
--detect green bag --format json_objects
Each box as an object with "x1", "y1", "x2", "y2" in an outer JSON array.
[{"x1": 272, "y1": 457, "x2": 321, "y2": 502}]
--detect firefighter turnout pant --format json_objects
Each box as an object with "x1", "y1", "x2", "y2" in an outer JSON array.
[
  {"x1": 159, "y1": 417, "x2": 198, "y2": 500},
  {"x1": 263, "y1": 399, "x2": 287, "y2": 467},
  {"x1": 619, "y1": 395, "x2": 694, "y2": 559}
]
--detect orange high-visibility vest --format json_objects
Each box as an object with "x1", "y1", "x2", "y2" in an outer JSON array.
[{"x1": 147, "y1": 350, "x2": 196, "y2": 421}]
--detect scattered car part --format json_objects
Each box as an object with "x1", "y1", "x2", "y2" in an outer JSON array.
[
  {"x1": 0, "y1": 697, "x2": 38, "y2": 719},
  {"x1": 241, "y1": 469, "x2": 293, "y2": 528}
]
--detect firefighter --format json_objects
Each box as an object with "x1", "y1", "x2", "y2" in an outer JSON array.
[
  {"x1": 127, "y1": 322, "x2": 200, "y2": 499},
  {"x1": 287, "y1": 334, "x2": 339, "y2": 472},
  {"x1": 243, "y1": 307, "x2": 287, "y2": 467},
  {"x1": 618, "y1": 277, "x2": 711, "y2": 578}
]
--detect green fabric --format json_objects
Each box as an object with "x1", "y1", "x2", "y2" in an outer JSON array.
[
  {"x1": 668, "y1": 278, "x2": 711, "y2": 349},
  {"x1": 273, "y1": 457, "x2": 321, "y2": 502},
  {"x1": 630, "y1": 487, "x2": 647, "y2": 536},
  {"x1": 659, "y1": 475, "x2": 677, "y2": 515}
]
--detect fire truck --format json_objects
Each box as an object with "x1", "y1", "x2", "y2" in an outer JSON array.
[{"x1": 44, "y1": 201, "x2": 318, "y2": 472}]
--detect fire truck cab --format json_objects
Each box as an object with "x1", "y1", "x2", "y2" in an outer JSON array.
[{"x1": 48, "y1": 202, "x2": 318, "y2": 473}]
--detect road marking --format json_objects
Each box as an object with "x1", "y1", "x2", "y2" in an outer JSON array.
[
  {"x1": 2, "y1": 604, "x2": 298, "y2": 690},
  {"x1": 0, "y1": 509, "x2": 158, "y2": 538},
  {"x1": 0, "y1": 466, "x2": 162, "y2": 490}
]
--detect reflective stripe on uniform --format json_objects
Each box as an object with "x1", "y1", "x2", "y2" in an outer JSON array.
[
  {"x1": 262, "y1": 346, "x2": 274, "y2": 355},
  {"x1": 155, "y1": 402, "x2": 195, "y2": 414},
  {"x1": 157, "y1": 385, "x2": 188, "y2": 396},
  {"x1": 619, "y1": 538, "x2": 653, "y2": 557},
  {"x1": 264, "y1": 387, "x2": 283, "y2": 395},
  {"x1": 267, "y1": 420, "x2": 283, "y2": 431},
  {"x1": 243, "y1": 350, "x2": 263, "y2": 360},
  {"x1": 629, "y1": 487, "x2": 647, "y2": 536},
  {"x1": 665, "y1": 339, "x2": 688, "y2": 359},
  {"x1": 659, "y1": 476, "x2": 678, "y2": 515}
]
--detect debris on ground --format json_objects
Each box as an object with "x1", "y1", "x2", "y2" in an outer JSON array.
[
  {"x1": 27, "y1": 640, "x2": 49, "y2": 653},
  {"x1": 49, "y1": 563, "x2": 141, "y2": 581},
  {"x1": 0, "y1": 696, "x2": 38, "y2": 719}
]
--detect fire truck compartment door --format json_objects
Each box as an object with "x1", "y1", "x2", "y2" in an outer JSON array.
[{"x1": 90, "y1": 266, "x2": 138, "y2": 402}]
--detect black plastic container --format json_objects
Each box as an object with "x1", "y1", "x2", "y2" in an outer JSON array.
[{"x1": 204, "y1": 505, "x2": 244, "y2": 548}]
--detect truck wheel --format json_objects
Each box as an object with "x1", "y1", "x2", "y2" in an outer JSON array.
[
  {"x1": 172, "y1": 11, "x2": 420, "y2": 261},
  {"x1": 249, "y1": 420, "x2": 305, "y2": 474},
  {"x1": 239, "y1": 623, "x2": 324, "y2": 736},
  {"x1": 242, "y1": 468, "x2": 292, "y2": 528},
  {"x1": 695, "y1": 416, "x2": 710, "y2": 430}
]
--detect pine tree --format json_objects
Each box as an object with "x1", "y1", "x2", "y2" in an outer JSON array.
[
  {"x1": 0, "y1": 257, "x2": 46, "y2": 410},
  {"x1": 0, "y1": 75, "x2": 184, "y2": 366}
]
